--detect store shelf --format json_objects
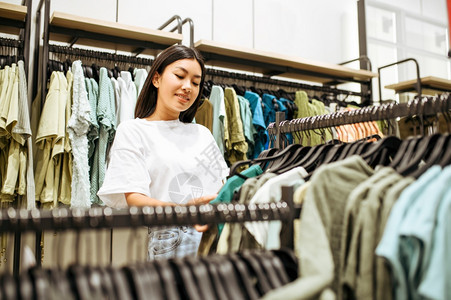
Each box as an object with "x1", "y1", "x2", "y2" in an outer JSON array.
[
  {"x1": 385, "y1": 76, "x2": 451, "y2": 95},
  {"x1": 48, "y1": 11, "x2": 183, "y2": 54},
  {"x1": 0, "y1": 2, "x2": 27, "y2": 35},
  {"x1": 194, "y1": 39, "x2": 377, "y2": 85}
]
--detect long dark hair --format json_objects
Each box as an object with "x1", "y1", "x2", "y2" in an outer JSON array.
[{"x1": 134, "y1": 44, "x2": 206, "y2": 123}]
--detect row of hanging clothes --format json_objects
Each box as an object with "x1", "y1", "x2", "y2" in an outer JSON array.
[
  {"x1": 31, "y1": 45, "x2": 152, "y2": 209},
  {"x1": 0, "y1": 38, "x2": 34, "y2": 210},
  {"x1": 0, "y1": 202, "x2": 299, "y2": 300},
  {"x1": 196, "y1": 69, "x2": 378, "y2": 169},
  {"x1": 0, "y1": 248, "x2": 297, "y2": 300},
  {"x1": 197, "y1": 94, "x2": 451, "y2": 300}
]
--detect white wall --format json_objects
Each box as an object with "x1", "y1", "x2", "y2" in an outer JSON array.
[{"x1": 37, "y1": 0, "x2": 361, "y2": 64}]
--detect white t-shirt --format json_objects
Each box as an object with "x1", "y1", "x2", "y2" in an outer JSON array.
[{"x1": 97, "y1": 118, "x2": 229, "y2": 209}]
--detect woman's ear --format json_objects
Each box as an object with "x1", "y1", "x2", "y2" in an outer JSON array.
[{"x1": 152, "y1": 73, "x2": 160, "y2": 88}]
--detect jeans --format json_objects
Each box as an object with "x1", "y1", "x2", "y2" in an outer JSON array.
[{"x1": 147, "y1": 226, "x2": 202, "y2": 260}]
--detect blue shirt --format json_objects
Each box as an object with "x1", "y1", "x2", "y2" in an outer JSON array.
[
  {"x1": 244, "y1": 91, "x2": 269, "y2": 158},
  {"x1": 376, "y1": 166, "x2": 442, "y2": 300}
]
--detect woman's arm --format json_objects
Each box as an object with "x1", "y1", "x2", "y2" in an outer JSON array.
[
  {"x1": 125, "y1": 192, "x2": 176, "y2": 207},
  {"x1": 124, "y1": 193, "x2": 217, "y2": 207}
]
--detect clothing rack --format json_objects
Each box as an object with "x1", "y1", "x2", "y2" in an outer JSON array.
[
  {"x1": 0, "y1": 0, "x2": 32, "y2": 72},
  {"x1": 205, "y1": 68, "x2": 367, "y2": 99},
  {"x1": 48, "y1": 44, "x2": 154, "y2": 66},
  {"x1": 0, "y1": 200, "x2": 301, "y2": 234},
  {"x1": 268, "y1": 93, "x2": 451, "y2": 136}
]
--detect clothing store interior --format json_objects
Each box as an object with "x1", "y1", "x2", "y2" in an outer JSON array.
[{"x1": 0, "y1": 0, "x2": 450, "y2": 299}]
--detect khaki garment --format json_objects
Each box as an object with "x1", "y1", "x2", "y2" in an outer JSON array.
[
  {"x1": 195, "y1": 98, "x2": 213, "y2": 133},
  {"x1": 223, "y1": 87, "x2": 247, "y2": 165},
  {"x1": 34, "y1": 72, "x2": 68, "y2": 207},
  {"x1": 0, "y1": 64, "x2": 28, "y2": 202}
]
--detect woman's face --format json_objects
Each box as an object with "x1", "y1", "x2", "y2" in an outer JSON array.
[{"x1": 153, "y1": 58, "x2": 202, "y2": 119}]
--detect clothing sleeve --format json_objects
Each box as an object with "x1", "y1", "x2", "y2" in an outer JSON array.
[{"x1": 97, "y1": 122, "x2": 151, "y2": 208}]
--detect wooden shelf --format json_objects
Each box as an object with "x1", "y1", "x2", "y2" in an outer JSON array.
[
  {"x1": 0, "y1": 2, "x2": 26, "y2": 21},
  {"x1": 48, "y1": 12, "x2": 183, "y2": 54},
  {"x1": 0, "y1": 2, "x2": 27, "y2": 35},
  {"x1": 385, "y1": 76, "x2": 451, "y2": 94},
  {"x1": 194, "y1": 39, "x2": 377, "y2": 84}
]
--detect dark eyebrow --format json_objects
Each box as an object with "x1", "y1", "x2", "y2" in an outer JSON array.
[{"x1": 175, "y1": 66, "x2": 201, "y2": 78}]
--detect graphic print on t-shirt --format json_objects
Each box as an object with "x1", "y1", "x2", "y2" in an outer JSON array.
[{"x1": 168, "y1": 172, "x2": 203, "y2": 204}]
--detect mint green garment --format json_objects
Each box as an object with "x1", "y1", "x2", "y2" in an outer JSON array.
[
  {"x1": 419, "y1": 166, "x2": 451, "y2": 300},
  {"x1": 90, "y1": 68, "x2": 116, "y2": 205},
  {"x1": 209, "y1": 86, "x2": 226, "y2": 156},
  {"x1": 376, "y1": 166, "x2": 442, "y2": 300},
  {"x1": 399, "y1": 166, "x2": 451, "y2": 300}
]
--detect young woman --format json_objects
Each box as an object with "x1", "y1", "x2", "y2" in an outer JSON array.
[{"x1": 98, "y1": 45, "x2": 229, "y2": 260}]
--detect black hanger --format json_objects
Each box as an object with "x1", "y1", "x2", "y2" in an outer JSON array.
[
  {"x1": 141, "y1": 262, "x2": 165, "y2": 300},
  {"x1": 252, "y1": 251, "x2": 285, "y2": 290},
  {"x1": 263, "y1": 143, "x2": 303, "y2": 171},
  {"x1": 437, "y1": 134, "x2": 451, "y2": 168},
  {"x1": 270, "y1": 248, "x2": 299, "y2": 282},
  {"x1": 410, "y1": 134, "x2": 450, "y2": 178},
  {"x1": 168, "y1": 259, "x2": 202, "y2": 300},
  {"x1": 361, "y1": 135, "x2": 402, "y2": 167},
  {"x1": 207, "y1": 254, "x2": 247, "y2": 299},
  {"x1": 28, "y1": 266, "x2": 53, "y2": 300},
  {"x1": 92, "y1": 64, "x2": 100, "y2": 82},
  {"x1": 18, "y1": 270, "x2": 34, "y2": 300},
  {"x1": 108, "y1": 266, "x2": 134, "y2": 300},
  {"x1": 237, "y1": 251, "x2": 273, "y2": 295},
  {"x1": 397, "y1": 133, "x2": 442, "y2": 176},
  {"x1": 1, "y1": 272, "x2": 18, "y2": 300},
  {"x1": 199, "y1": 256, "x2": 229, "y2": 300},
  {"x1": 95, "y1": 266, "x2": 117, "y2": 300},
  {"x1": 153, "y1": 259, "x2": 181, "y2": 300},
  {"x1": 184, "y1": 256, "x2": 217, "y2": 300},
  {"x1": 271, "y1": 145, "x2": 312, "y2": 175},
  {"x1": 302, "y1": 143, "x2": 335, "y2": 173},
  {"x1": 227, "y1": 253, "x2": 260, "y2": 300},
  {"x1": 67, "y1": 264, "x2": 97, "y2": 300}
]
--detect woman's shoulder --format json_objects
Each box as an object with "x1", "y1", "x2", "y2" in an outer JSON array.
[{"x1": 184, "y1": 122, "x2": 214, "y2": 136}]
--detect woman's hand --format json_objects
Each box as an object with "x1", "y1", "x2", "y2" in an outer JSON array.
[
  {"x1": 186, "y1": 195, "x2": 216, "y2": 232},
  {"x1": 186, "y1": 194, "x2": 217, "y2": 206}
]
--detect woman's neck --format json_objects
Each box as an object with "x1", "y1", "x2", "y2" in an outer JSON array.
[{"x1": 145, "y1": 110, "x2": 179, "y2": 121}]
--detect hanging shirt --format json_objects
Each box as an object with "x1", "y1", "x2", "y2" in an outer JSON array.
[
  {"x1": 57, "y1": 70, "x2": 73, "y2": 206},
  {"x1": 375, "y1": 166, "x2": 442, "y2": 300},
  {"x1": 194, "y1": 98, "x2": 213, "y2": 132},
  {"x1": 209, "y1": 85, "x2": 226, "y2": 156},
  {"x1": 116, "y1": 71, "x2": 137, "y2": 125},
  {"x1": 133, "y1": 68, "x2": 148, "y2": 98},
  {"x1": 67, "y1": 61, "x2": 91, "y2": 208},
  {"x1": 91, "y1": 67, "x2": 116, "y2": 205},
  {"x1": 86, "y1": 78, "x2": 99, "y2": 159},
  {"x1": 398, "y1": 166, "x2": 451, "y2": 300},
  {"x1": 17, "y1": 61, "x2": 35, "y2": 209},
  {"x1": 419, "y1": 166, "x2": 451, "y2": 300},
  {"x1": 245, "y1": 167, "x2": 308, "y2": 249},
  {"x1": 244, "y1": 91, "x2": 268, "y2": 158},
  {"x1": 237, "y1": 95, "x2": 256, "y2": 159},
  {"x1": 224, "y1": 87, "x2": 247, "y2": 165},
  {"x1": 34, "y1": 71, "x2": 67, "y2": 207}
]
